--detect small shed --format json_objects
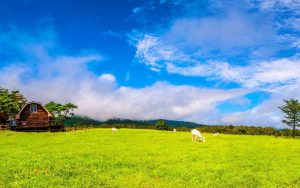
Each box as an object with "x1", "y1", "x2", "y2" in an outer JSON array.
[
  {"x1": 14, "y1": 102, "x2": 64, "y2": 131},
  {"x1": 0, "y1": 112, "x2": 8, "y2": 130}
]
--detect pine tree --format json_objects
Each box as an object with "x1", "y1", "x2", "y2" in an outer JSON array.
[{"x1": 279, "y1": 98, "x2": 300, "y2": 138}]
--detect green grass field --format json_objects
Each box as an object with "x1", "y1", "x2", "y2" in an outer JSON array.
[{"x1": 0, "y1": 129, "x2": 300, "y2": 187}]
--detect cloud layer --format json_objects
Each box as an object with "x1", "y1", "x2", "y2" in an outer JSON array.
[
  {"x1": 130, "y1": 0, "x2": 300, "y2": 128},
  {"x1": 1, "y1": 0, "x2": 300, "y2": 128},
  {"x1": 0, "y1": 28, "x2": 248, "y2": 124}
]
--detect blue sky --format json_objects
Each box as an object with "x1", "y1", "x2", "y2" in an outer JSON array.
[{"x1": 0, "y1": 0, "x2": 300, "y2": 128}]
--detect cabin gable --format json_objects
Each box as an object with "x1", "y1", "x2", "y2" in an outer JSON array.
[{"x1": 18, "y1": 103, "x2": 50, "y2": 122}]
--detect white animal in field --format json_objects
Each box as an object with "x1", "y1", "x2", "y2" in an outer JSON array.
[
  {"x1": 173, "y1": 128, "x2": 177, "y2": 132},
  {"x1": 213, "y1": 132, "x2": 219, "y2": 136},
  {"x1": 112, "y1": 127, "x2": 117, "y2": 133},
  {"x1": 191, "y1": 129, "x2": 205, "y2": 142}
]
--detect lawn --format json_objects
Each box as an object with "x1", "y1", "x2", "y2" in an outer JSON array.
[{"x1": 0, "y1": 129, "x2": 299, "y2": 187}]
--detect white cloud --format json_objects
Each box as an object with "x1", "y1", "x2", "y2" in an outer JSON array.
[
  {"x1": 167, "y1": 13, "x2": 274, "y2": 50},
  {"x1": 0, "y1": 60, "x2": 248, "y2": 123},
  {"x1": 75, "y1": 81, "x2": 248, "y2": 122},
  {"x1": 260, "y1": 0, "x2": 276, "y2": 9},
  {"x1": 166, "y1": 58, "x2": 300, "y2": 128},
  {"x1": 134, "y1": 35, "x2": 194, "y2": 71},
  {"x1": 131, "y1": 0, "x2": 300, "y2": 76},
  {"x1": 221, "y1": 96, "x2": 282, "y2": 127},
  {"x1": 166, "y1": 62, "x2": 212, "y2": 77},
  {"x1": 293, "y1": 39, "x2": 300, "y2": 48},
  {"x1": 259, "y1": 0, "x2": 300, "y2": 11},
  {"x1": 99, "y1": 74, "x2": 116, "y2": 82},
  {"x1": 168, "y1": 59, "x2": 300, "y2": 90},
  {"x1": 132, "y1": 6, "x2": 144, "y2": 14},
  {"x1": 221, "y1": 83, "x2": 300, "y2": 128},
  {"x1": 0, "y1": 53, "x2": 102, "y2": 103},
  {"x1": 128, "y1": 0, "x2": 300, "y2": 128},
  {"x1": 135, "y1": 36, "x2": 300, "y2": 90},
  {"x1": 132, "y1": 31, "x2": 300, "y2": 128},
  {"x1": 286, "y1": 18, "x2": 300, "y2": 31},
  {"x1": 133, "y1": 11, "x2": 276, "y2": 70},
  {"x1": 125, "y1": 72, "x2": 131, "y2": 81}
]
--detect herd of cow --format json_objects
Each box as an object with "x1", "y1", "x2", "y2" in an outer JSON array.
[{"x1": 111, "y1": 127, "x2": 215, "y2": 142}]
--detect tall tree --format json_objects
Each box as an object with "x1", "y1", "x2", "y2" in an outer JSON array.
[
  {"x1": 279, "y1": 98, "x2": 300, "y2": 138},
  {"x1": 63, "y1": 103, "x2": 78, "y2": 116},
  {"x1": 45, "y1": 101, "x2": 78, "y2": 120},
  {"x1": 0, "y1": 87, "x2": 27, "y2": 118},
  {"x1": 155, "y1": 120, "x2": 168, "y2": 130}
]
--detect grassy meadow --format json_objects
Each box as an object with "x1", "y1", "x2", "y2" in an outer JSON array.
[{"x1": 0, "y1": 129, "x2": 300, "y2": 187}]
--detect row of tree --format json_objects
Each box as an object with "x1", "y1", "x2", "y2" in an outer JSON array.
[
  {"x1": 196, "y1": 125, "x2": 300, "y2": 136},
  {"x1": 1, "y1": 86, "x2": 299, "y2": 137},
  {"x1": 0, "y1": 87, "x2": 77, "y2": 120},
  {"x1": 63, "y1": 117, "x2": 300, "y2": 137}
]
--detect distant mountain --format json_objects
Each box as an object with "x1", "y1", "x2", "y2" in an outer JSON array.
[
  {"x1": 144, "y1": 119, "x2": 202, "y2": 128},
  {"x1": 64, "y1": 116, "x2": 202, "y2": 128},
  {"x1": 64, "y1": 116, "x2": 101, "y2": 126},
  {"x1": 104, "y1": 118, "x2": 150, "y2": 126}
]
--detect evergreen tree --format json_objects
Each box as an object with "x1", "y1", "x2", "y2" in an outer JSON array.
[
  {"x1": 155, "y1": 120, "x2": 168, "y2": 130},
  {"x1": 279, "y1": 98, "x2": 300, "y2": 138}
]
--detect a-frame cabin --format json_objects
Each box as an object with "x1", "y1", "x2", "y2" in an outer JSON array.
[{"x1": 12, "y1": 102, "x2": 64, "y2": 131}]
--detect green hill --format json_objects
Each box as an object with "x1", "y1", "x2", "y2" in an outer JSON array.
[{"x1": 64, "y1": 116, "x2": 201, "y2": 128}]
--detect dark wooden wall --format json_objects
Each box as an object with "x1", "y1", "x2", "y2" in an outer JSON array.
[
  {"x1": 0, "y1": 118, "x2": 6, "y2": 124},
  {"x1": 0, "y1": 113, "x2": 8, "y2": 124},
  {"x1": 18, "y1": 104, "x2": 49, "y2": 125}
]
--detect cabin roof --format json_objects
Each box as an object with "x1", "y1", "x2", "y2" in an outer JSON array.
[{"x1": 16, "y1": 101, "x2": 52, "y2": 119}]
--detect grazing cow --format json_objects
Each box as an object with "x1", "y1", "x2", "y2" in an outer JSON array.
[
  {"x1": 112, "y1": 127, "x2": 117, "y2": 133},
  {"x1": 173, "y1": 128, "x2": 177, "y2": 132},
  {"x1": 213, "y1": 132, "x2": 220, "y2": 136},
  {"x1": 191, "y1": 129, "x2": 205, "y2": 142}
]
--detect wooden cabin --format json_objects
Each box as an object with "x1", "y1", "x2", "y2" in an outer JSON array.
[
  {"x1": 13, "y1": 102, "x2": 64, "y2": 131},
  {"x1": 0, "y1": 112, "x2": 8, "y2": 130}
]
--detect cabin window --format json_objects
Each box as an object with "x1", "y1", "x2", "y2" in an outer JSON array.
[
  {"x1": 10, "y1": 120, "x2": 17, "y2": 126},
  {"x1": 30, "y1": 104, "x2": 38, "y2": 114}
]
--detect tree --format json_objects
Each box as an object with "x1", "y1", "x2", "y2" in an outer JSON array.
[
  {"x1": 155, "y1": 120, "x2": 168, "y2": 130},
  {"x1": 63, "y1": 103, "x2": 78, "y2": 116},
  {"x1": 279, "y1": 98, "x2": 300, "y2": 138},
  {"x1": 45, "y1": 101, "x2": 78, "y2": 120},
  {"x1": 0, "y1": 87, "x2": 27, "y2": 118}
]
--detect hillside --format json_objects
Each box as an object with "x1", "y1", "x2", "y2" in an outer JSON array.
[{"x1": 64, "y1": 116, "x2": 201, "y2": 128}]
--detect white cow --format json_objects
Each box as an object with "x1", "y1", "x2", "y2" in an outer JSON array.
[
  {"x1": 112, "y1": 127, "x2": 117, "y2": 133},
  {"x1": 173, "y1": 128, "x2": 177, "y2": 132},
  {"x1": 213, "y1": 132, "x2": 220, "y2": 136},
  {"x1": 191, "y1": 129, "x2": 205, "y2": 142}
]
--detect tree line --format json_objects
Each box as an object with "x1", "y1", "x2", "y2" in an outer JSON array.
[
  {"x1": 63, "y1": 117, "x2": 300, "y2": 136},
  {"x1": 0, "y1": 88, "x2": 27, "y2": 118},
  {"x1": 196, "y1": 125, "x2": 300, "y2": 136},
  {"x1": 1, "y1": 86, "x2": 299, "y2": 137}
]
